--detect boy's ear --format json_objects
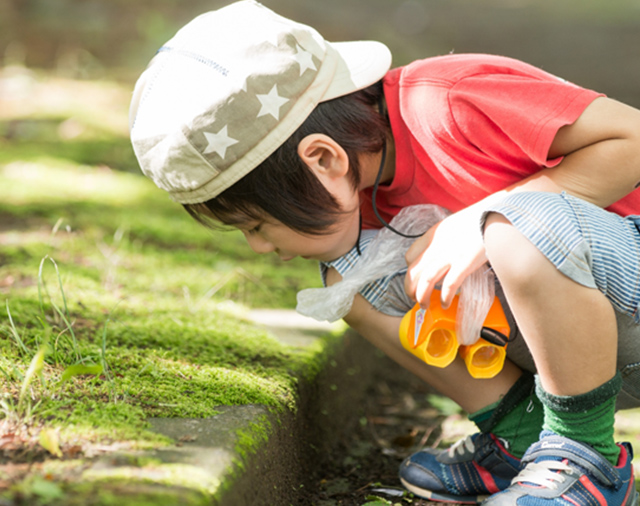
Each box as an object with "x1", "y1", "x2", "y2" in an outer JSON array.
[{"x1": 297, "y1": 134, "x2": 349, "y2": 180}]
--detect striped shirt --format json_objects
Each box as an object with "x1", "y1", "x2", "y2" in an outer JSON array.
[{"x1": 319, "y1": 229, "x2": 408, "y2": 311}]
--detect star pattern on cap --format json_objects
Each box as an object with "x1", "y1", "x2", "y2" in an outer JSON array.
[
  {"x1": 256, "y1": 85, "x2": 289, "y2": 120},
  {"x1": 203, "y1": 126, "x2": 239, "y2": 160},
  {"x1": 292, "y1": 45, "x2": 316, "y2": 76}
]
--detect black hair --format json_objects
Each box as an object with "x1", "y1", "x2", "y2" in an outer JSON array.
[{"x1": 183, "y1": 81, "x2": 389, "y2": 235}]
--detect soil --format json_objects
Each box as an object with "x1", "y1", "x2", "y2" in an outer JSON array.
[{"x1": 301, "y1": 361, "x2": 468, "y2": 506}]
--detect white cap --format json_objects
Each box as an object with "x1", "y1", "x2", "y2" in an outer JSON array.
[{"x1": 129, "y1": 0, "x2": 392, "y2": 204}]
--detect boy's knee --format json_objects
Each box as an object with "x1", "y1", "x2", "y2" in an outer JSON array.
[
  {"x1": 483, "y1": 212, "x2": 518, "y2": 262},
  {"x1": 483, "y1": 211, "x2": 551, "y2": 292}
]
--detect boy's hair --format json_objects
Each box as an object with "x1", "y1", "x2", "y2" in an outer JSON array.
[{"x1": 183, "y1": 82, "x2": 388, "y2": 235}]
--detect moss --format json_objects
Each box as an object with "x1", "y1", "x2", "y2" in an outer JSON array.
[
  {"x1": 13, "y1": 479, "x2": 211, "y2": 506},
  {"x1": 1, "y1": 294, "x2": 333, "y2": 436},
  {"x1": 80, "y1": 464, "x2": 221, "y2": 498},
  {"x1": 0, "y1": 71, "x2": 341, "y2": 504},
  {"x1": 0, "y1": 160, "x2": 319, "y2": 308},
  {"x1": 233, "y1": 416, "x2": 273, "y2": 464},
  {"x1": 65, "y1": 486, "x2": 209, "y2": 506},
  {"x1": 207, "y1": 413, "x2": 275, "y2": 501}
]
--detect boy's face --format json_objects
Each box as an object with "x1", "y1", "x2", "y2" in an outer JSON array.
[
  {"x1": 236, "y1": 134, "x2": 366, "y2": 262},
  {"x1": 238, "y1": 193, "x2": 361, "y2": 263},
  {"x1": 238, "y1": 209, "x2": 361, "y2": 262}
]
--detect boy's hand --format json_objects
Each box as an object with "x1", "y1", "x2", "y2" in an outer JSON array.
[{"x1": 404, "y1": 207, "x2": 489, "y2": 309}]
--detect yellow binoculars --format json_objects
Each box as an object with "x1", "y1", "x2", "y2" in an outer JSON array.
[{"x1": 399, "y1": 290, "x2": 510, "y2": 378}]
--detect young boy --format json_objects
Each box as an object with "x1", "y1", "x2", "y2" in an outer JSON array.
[{"x1": 129, "y1": 1, "x2": 640, "y2": 504}]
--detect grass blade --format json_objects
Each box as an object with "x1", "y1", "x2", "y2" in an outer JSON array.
[
  {"x1": 49, "y1": 299, "x2": 80, "y2": 361},
  {"x1": 5, "y1": 300, "x2": 29, "y2": 355},
  {"x1": 60, "y1": 364, "x2": 103, "y2": 383},
  {"x1": 37, "y1": 256, "x2": 48, "y2": 321},
  {"x1": 17, "y1": 345, "x2": 47, "y2": 415},
  {"x1": 38, "y1": 256, "x2": 82, "y2": 362},
  {"x1": 49, "y1": 257, "x2": 71, "y2": 321}
]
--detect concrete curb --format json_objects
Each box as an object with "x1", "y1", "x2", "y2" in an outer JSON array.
[{"x1": 77, "y1": 310, "x2": 385, "y2": 506}]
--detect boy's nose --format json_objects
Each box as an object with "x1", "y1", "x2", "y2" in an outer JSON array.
[{"x1": 244, "y1": 233, "x2": 275, "y2": 255}]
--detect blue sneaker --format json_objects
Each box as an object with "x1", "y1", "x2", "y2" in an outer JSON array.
[
  {"x1": 482, "y1": 432, "x2": 639, "y2": 505},
  {"x1": 398, "y1": 432, "x2": 521, "y2": 504}
]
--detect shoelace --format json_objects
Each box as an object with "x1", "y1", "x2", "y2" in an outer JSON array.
[
  {"x1": 447, "y1": 435, "x2": 476, "y2": 458},
  {"x1": 513, "y1": 460, "x2": 574, "y2": 489}
]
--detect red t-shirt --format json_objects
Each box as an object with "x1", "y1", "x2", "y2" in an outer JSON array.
[{"x1": 360, "y1": 53, "x2": 639, "y2": 228}]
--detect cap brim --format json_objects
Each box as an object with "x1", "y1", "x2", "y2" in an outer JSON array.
[{"x1": 323, "y1": 40, "x2": 392, "y2": 102}]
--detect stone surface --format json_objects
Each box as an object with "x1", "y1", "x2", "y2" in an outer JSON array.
[{"x1": 69, "y1": 310, "x2": 385, "y2": 506}]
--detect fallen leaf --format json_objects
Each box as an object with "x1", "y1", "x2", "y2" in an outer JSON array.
[
  {"x1": 39, "y1": 429, "x2": 62, "y2": 458},
  {"x1": 0, "y1": 275, "x2": 14, "y2": 287}
]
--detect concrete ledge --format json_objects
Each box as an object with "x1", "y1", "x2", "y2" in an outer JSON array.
[{"x1": 69, "y1": 310, "x2": 385, "y2": 506}]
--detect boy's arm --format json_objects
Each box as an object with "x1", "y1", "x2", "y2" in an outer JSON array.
[
  {"x1": 546, "y1": 97, "x2": 640, "y2": 205},
  {"x1": 405, "y1": 97, "x2": 640, "y2": 309}
]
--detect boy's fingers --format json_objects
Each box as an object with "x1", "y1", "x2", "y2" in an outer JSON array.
[
  {"x1": 440, "y1": 255, "x2": 491, "y2": 309},
  {"x1": 404, "y1": 250, "x2": 430, "y2": 301},
  {"x1": 439, "y1": 269, "x2": 465, "y2": 309},
  {"x1": 404, "y1": 226, "x2": 441, "y2": 302},
  {"x1": 404, "y1": 229, "x2": 434, "y2": 265},
  {"x1": 404, "y1": 266, "x2": 419, "y2": 301},
  {"x1": 405, "y1": 251, "x2": 451, "y2": 306},
  {"x1": 413, "y1": 264, "x2": 450, "y2": 307}
]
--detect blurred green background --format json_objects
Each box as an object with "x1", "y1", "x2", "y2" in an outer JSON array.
[{"x1": 2, "y1": 0, "x2": 640, "y2": 105}]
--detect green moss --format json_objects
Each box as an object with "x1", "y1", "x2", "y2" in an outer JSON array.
[
  {"x1": 10, "y1": 479, "x2": 211, "y2": 506},
  {"x1": 81, "y1": 464, "x2": 221, "y2": 498},
  {"x1": 1, "y1": 290, "x2": 333, "y2": 437},
  {"x1": 0, "y1": 159, "x2": 319, "y2": 309},
  {"x1": 204, "y1": 414, "x2": 275, "y2": 501},
  {"x1": 0, "y1": 71, "x2": 339, "y2": 504},
  {"x1": 234, "y1": 416, "x2": 273, "y2": 463}
]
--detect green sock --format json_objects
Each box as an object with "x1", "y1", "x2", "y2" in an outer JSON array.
[
  {"x1": 535, "y1": 372, "x2": 622, "y2": 465},
  {"x1": 469, "y1": 371, "x2": 543, "y2": 458}
]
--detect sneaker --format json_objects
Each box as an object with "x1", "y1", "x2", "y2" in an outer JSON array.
[
  {"x1": 398, "y1": 432, "x2": 521, "y2": 504},
  {"x1": 482, "y1": 432, "x2": 639, "y2": 505}
]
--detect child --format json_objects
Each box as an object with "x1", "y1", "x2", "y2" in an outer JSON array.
[{"x1": 129, "y1": 1, "x2": 640, "y2": 504}]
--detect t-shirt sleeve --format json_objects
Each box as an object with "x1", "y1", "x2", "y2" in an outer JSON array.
[{"x1": 449, "y1": 71, "x2": 602, "y2": 167}]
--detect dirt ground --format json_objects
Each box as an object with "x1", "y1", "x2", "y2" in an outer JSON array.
[{"x1": 302, "y1": 361, "x2": 469, "y2": 506}]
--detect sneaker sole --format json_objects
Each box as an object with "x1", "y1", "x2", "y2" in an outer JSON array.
[{"x1": 399, "y1": 477, "x2": 489, "y2": 504}]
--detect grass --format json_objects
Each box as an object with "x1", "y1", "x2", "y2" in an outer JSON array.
[{"x1": 0, "y1": 66, "x2": 332, "y2": 503}]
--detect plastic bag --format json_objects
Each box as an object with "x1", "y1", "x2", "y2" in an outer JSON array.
[
  {"x1": 457, "y1": 265, "x2": 495, "y2": 345},
  {"x1": 296, "y1": 204, "x2": 495, "y2": 346}
]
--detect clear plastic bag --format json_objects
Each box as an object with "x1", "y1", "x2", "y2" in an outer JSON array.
[
  {"x1": 457, "y1": 265, "x2": 495, "y2": 345},
  {"x1": 296, "y1": 204, "x2": 495, "y2": 345}
]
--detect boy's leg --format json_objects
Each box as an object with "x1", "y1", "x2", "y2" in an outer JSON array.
[
  {"x1": 398, "y1": 370, "x2": 542, "y2": 503},
  {"x1": 480, "y1": 192, "x2": 640, "y2": 505},
  {"x1": 327, "y1": 267, "x2": 524, "y2": 413},
  {"x1": 484, "y1": 211, "x2": 619, "y2": 449},
  {"x1": 345, "y1": 293, "x2": 521, "y2": 410},
  {"x1": 340, "y1": 277, "x2": 541, "y2": 503}
]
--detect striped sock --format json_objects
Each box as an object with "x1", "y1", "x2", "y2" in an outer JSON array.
[{"x1": 535, "y1": 372, "x2": 622, "y2": 465}]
